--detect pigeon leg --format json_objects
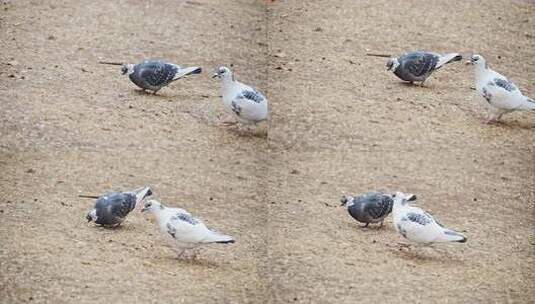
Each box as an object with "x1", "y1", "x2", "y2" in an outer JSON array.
[
  {"x1": 220, "y1": 120, "x2": 238, "y2": 127},
  {"x1": 176, "y1": 249, "x2": 186, "y2": 259},
  {"x1": 397, "y1": 242, "x2": 412, "y2": 250},
  {"x1": 361, "y1": 223, "x2": 369, "y2": 228},
  {"x1": 419, "y1": 80, "x2": 426, "y2": 87},
  {"x1": 379, "y1": 221, "x2": 384, "y2": 228},
  {"x1": 483, "y1": 115, "x2": 499, "y2": 124},
  {"x1": 191, "y1": 248, "x2": 200, "y2": 260}
]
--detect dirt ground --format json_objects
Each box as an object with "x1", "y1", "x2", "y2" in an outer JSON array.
[{"x1": 1, "y1": 0, "x2": 534, "y2": 303}]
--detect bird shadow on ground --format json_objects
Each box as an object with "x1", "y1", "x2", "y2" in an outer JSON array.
[
  {"x1": 352, "y1": 224, "x2": 394, "y2": 232},
  {"x1": 86, "y1": 224, "x2": 140, "y2": 238},
  {"x1": 397, "y1": 82, "x2": 428, "y2": 89},
  {"x1": 388, "y1": 243, "x2": 466, "y2": 264},
  {"x1": 219, "y1": 124, "x2": 268, "y2": 139},
  {"x1": 499, "y1": 120, "x2": 535, "y2": 130},
  {"x1": 132, "y1": 89, "x2": 169, "y2": 98},
  {"x1": 162, "y1": 255, "x2": 221, "y2": 268}
]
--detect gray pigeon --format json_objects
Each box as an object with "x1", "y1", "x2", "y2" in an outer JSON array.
[
  {"x1": 101, "y1": 60, "x2": 202, "y2": 94},
  {"x1": 86, "y1": 186, "x2": 152, "y2": 227},
  {"x1": 340, "y1": 192, "x2": 397, "y2": 227},
  {"x1": 386, "y1": 51, "x2": 462, "y2": 85}
]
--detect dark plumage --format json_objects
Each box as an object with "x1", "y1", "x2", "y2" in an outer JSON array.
[
  {"x1": 387, "y1": 51, "x2": 462, "y2": 85},
  {"x1": 240, "y1": 89, "x2": 265, "y2": 103},
  {"x1": 394, "y1": 52, "x2": 439, "y2": 82},
  {"x1": 86, "y1": 186, "x2": 152, "y2": 227},
  {"x1": 340, "y1": 192, "x2": 394, "y2": 227},
  {"x1": 404, "y1": 212, "x2": 432, "y2": 225},
  {"x1": 489, "y1": 78, "x2": 517, "y2": 92},
  {"x1": 126, "y1": 60, "x2": 202, "y2": 93}
]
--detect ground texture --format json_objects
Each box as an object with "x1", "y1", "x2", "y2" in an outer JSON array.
[{"x1": 1, "y1": 0, "x2": 534, "y2": 303}]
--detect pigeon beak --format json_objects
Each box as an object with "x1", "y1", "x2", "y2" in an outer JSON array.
[
  {"x1": 340, "y1": 197, "x2": 348, "y2": 206},
  {"x1": 141, "y1": 207, "x2": 148, "y2": 213},
  {"x1": 407, "y1": 194, "x2": 417, "y2": 201},
  {"x1": 212, "y1": 73, "x2": 219, "y2": 79},
  {"x1": 465, "y1": 60, "x2": 474, "y2": 65}
]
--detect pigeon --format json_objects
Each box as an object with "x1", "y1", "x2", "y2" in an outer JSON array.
[
  {"x1": 386, "y1": 51, "x2": 462, "y2": 85},
  {"x1": 340, "y1": 192, "x2": 394, "y2": 227},
  {"x1": 100, "y1": 60, "x2": 202, "y2": 94},
  {"x1": 141, "y1": 199, "x2": 235, "y2": 259},
  {"x1": 86, "y1": 186, "x2": 152, "y2": 227},
  {"x1": 467, "y1": 54, "x2": 535, "y2": 123},
  {"x1": 212, "y1": 66, "x2": 268, "y2": 125},
  {"x1": 392, "y1": 192, "x2": 467, "y2": 245}
]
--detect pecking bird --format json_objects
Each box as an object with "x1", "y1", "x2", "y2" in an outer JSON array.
[
  {"x1": 340, "y1": 192, "x2": 395, "y2": 228},
  {"x1": 386, "y1": 51, "x2": 462, "y2": 86},
  {"x1": 141, "y1": 199, "x2": 235, "y2": 259},
  {"x1": 86, "y1": 186, "x2": 152, "y2": 227},
  {"x1": 100, "y1": 60, "x2": 202, "y2": 94},
  {"x1": 467, "y1": 54, "x2": 535, "y2": 123}
]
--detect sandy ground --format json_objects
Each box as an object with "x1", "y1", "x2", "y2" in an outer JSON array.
[{"x1": 1, "y1": 0, "x2": 534, "y2": 303}]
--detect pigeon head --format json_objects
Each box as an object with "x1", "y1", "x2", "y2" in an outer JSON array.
[
  {"x1": 86, "y1": 209, "x2": 97, "y2": 222},
  {"x1": 212, "y1": 66, "x2": 233, "y2": 80},
  {"x1": 121, "y1": 64, "x2": 135, "y2": 75},
  {"x1": 386, "y1": 58, "x2": 399, "y2": 71},
  {"x1": 141, "y1": 199, "x2": 164, "y2": 213},
  {"x1": 340, "y1": 196, "x2": 354, "y2": 207},
  {"x1": 392, "y1": 192, "x2": 417, "y2": 206},
  {"x1": 466, "y1": 54, "x2": 485, "y2": 67}
]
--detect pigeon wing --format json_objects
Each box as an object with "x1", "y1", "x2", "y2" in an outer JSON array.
[
  {"x1": 165, "y1": 211, "x2": 209, "y2": 243},
  {"x1": 94, "y1": 192, "x2": 133, "y2": 225},
  {"x1": 482, "y1": 75, "x2": 522, "y2": 109},
  {"x1": 230, "y1": 86, "x2": 267, "y2": 122},
  {"x1": 397, "y1": 209, "x2": 438, "y2": 242},
  {"x1": 363, "y1": 194, "x2": 393, "y2": 220},
  {"x1": 404, "y1": 52, "x2": 439, "y2": 77},
  {"x1": 137, "y1": 61, "x2": 178, "y2": 87}
]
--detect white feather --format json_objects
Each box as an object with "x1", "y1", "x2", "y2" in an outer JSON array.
[{"x1": 392, "y1": 194, "x2": 466, "y2": 244}]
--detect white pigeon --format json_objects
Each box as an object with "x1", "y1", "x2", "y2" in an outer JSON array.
[
  {"x1": 392, "y1": 192, "x2": 467, "y2": 245},
  {"x1": 212, "y1": 66, "x2": 268, "y2": 125},
  {"x1": 141, "y1": 199, "x2": 235, "y2": 258},
  {"x1": 468, "y1": 54, "x2": 535, "y2": 123}
]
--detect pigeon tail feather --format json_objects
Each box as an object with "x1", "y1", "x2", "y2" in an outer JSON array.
[
  {"x1": 173, "y1": 66, "x2": 202, "y2": 80},
  {"x1": 205, "y1": 232, "x2": 235, "y2": 244},
  {"x1": 436, "y1": 53, "x2": 462, "y2": 68},
  {"x1": 439, "y1": 229, "x2": 467, "y2": 243},
  {"x1": 517, "y1": 96, "x2": 535, "y2": 111}
]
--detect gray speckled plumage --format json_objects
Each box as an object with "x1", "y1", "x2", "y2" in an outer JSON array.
[
  {"x1": 239, "y1": 89, "x2": 265, "y2": 104},
  {"x1": 126, "y1": 60, "x2": 202, "y2": 93},
  {"x1": 341, "y1": 192, "x2": 394, "y2": 227},
  {"x1": 86, "y1": 186, "x2": 152, "y2": 227},
  {"x1": 488, "y1": 78, "x2": 517, "y2": 92},
  {"x1": 390, "y1": 51, "x2": 462, "y2": 84},
  {"x1": 403, "y1": 212, "x2": 432, "y2": 225}
]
